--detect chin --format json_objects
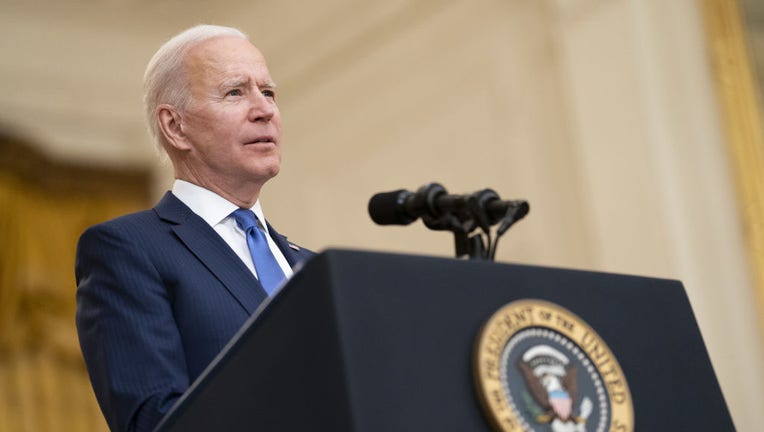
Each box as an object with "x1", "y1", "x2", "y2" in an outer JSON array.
[{"x1": 256, "y1": 164, "x2": 280, "y2": 181}]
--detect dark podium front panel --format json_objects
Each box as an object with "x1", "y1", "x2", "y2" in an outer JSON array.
[{"x1": 155, "y1": 249, "x2": 734, "y2": 431}]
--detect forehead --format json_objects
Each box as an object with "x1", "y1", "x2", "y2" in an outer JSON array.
[{"x1": 184, "y1": 36, "x2": 272, "y2": 85}]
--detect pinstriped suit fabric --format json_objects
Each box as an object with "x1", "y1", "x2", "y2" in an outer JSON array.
[{"x1": 75, "y1": 192, "x2": 314, "y2": 432}]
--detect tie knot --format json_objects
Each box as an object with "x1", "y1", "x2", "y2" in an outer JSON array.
[{"x1": 232, "y1": 208, "x2": 259, "y2": 232}]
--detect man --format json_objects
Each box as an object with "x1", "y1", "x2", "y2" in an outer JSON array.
[{"x1": 75, "y1": 25, "x2": 314, "y2": 432}]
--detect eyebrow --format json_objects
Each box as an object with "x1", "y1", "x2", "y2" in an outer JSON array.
[{"x1": 219, "y1": 77, "x2": 277, "y2": 90}]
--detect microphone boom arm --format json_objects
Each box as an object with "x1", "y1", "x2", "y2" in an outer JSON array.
[{"x1": 368, "y1": 183, "x2": 530, "y2": 261}]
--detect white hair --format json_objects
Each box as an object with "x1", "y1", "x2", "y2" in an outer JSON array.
[{"x1": 143, "y1": 24, "x2": 248, "y2": 154}]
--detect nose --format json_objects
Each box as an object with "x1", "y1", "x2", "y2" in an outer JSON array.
[{"x1": 247, "y1": 92, "x2": 276, "y2": 123}]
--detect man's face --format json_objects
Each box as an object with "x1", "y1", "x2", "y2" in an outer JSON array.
[{"x1": 179, "y1": 36, "x2": 282, "y2": 190}]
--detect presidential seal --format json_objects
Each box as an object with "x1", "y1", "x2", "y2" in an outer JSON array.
[{"x1": 474, "y1": 300, "x2": 633, "y2": 432}]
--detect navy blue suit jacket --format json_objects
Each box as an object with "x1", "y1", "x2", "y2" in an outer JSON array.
[{"x1": 75, "y1": 192, "x2": 315, "y2": 432}]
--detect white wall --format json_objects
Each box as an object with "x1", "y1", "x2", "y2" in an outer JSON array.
[{"x1": 552, "y1": 1, "x2": 763, "y2": 428}]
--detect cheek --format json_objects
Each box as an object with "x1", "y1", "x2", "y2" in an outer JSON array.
[
  {"x1": 190, "y1": 116, "x2": 236, "y2": 147},
  {"x1": 271, "y1": 110, "x2": 283, "y2": 134},
  {"x1": 185, "y1": 106, "x2": 233, "y2": 131},
  {"x1": 182, "y1": 112, "x2": 213, "y2": 140}
]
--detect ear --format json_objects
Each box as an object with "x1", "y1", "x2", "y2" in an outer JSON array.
[{"x1": 157, "y1": 104, "x2": 191, "y2": 151}]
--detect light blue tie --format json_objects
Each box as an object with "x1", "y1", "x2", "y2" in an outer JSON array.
[{"x1": 231, "y1": 208, "x2": 286, "y2": 295}]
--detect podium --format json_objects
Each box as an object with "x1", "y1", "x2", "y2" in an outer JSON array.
[{"x1": 154, "y1": 249, "x2": 734, "y2": 431}]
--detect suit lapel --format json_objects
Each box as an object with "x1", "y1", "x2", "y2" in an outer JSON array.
[
  {"x1": 154, "y1": 192, "x2": 267, "y2": 314},
  {"x1": 267, "y1": 222, "x2": 304, "y2": 268}
]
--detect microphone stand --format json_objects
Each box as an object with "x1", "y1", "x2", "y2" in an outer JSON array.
[
  {"x1": 421, "y1": 187, "x2": 527, "y2": 261},
  {"x1": 423, "y1": 211, "x2": 488, "y2": 260}
]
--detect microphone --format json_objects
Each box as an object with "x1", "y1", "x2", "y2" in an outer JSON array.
[{"x1": 368, "y1": 183, "x2": 529, "y2": 227}]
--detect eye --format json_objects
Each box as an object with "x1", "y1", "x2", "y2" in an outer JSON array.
[
  {"x1": 226, "y1": 89, "x2": 243, "y2": 97},
  {"x1": 262, "y1": 89, "x2": 276, "y2": 100}
]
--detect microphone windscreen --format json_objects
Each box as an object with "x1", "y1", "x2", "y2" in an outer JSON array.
[
  {"x1": 368, "y1": 190, "x2": 413, "y2": 225},
  {"x1": 514, "y1": 201, "x2": 530, "y2": 220}
]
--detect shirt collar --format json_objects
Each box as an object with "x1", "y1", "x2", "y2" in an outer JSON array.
[{"x1": 171, "y1": 179, "x2": 270, "y2": 234}]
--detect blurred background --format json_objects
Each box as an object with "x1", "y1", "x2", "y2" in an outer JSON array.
[{"x1": 1, "y1": 0, "x2": 763, "y2": 430}]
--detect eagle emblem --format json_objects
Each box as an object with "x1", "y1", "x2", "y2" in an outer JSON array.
[{"x1": 517, "y1": 345, "x2": 593, "y2": 431}]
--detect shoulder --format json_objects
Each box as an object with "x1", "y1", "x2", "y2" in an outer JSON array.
[
  {"x1": 79, "y1": 209, "x2": 161, "y2": 243},
  {"x1": 79, "y1": 192, "x2": 187, "y2": 242},
  {"x1": 75, "y1": 212, "x2": 161, "y2": 271},
  {"x1": 76, "y1": 194, "x2": 189, "y2": 260}
]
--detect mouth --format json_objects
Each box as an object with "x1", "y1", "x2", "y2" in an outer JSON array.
[{"x1": 244, "y1": 136, "x2": 276, "y2": 145}]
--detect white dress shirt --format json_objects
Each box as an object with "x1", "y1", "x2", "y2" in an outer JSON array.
[{"x1": 171, "y1": 179, "x2": 294, "y2": 283}]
